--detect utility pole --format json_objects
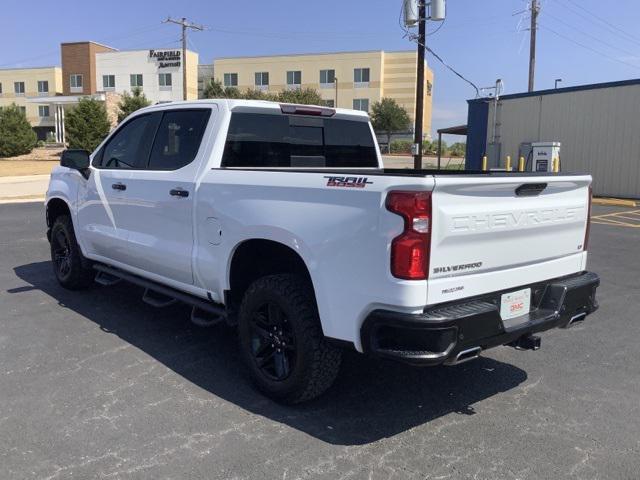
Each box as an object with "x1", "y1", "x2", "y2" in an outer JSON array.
[
  {"x1": 413, "y1": 0, "x2": 426, "y2": 169},
  {"x1": 528, "y1": 0, "x2": 539, "y2": 92},
  {"x1": 163, "y1": 17, "x2": 204, "y2": 101},
  {"x1": 335, "y1": 77, "x2": 338, "y2": 107}
]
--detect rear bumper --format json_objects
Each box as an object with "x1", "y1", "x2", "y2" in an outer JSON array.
[{"x1": 361, "y1": 271, "x2": 600, "y2": 366}]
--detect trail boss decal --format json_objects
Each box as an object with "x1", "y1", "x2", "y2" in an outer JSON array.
[{"x1": 324, "y1": 176, "x2": 373, "y2": 188}]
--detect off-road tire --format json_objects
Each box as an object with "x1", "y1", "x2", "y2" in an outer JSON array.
[
  {"x1": 50, "y1": 215, "x2": 94, "y2": 290},
  {"x1": 237, "y1": 274, "x2": 342, "y2": 404}
]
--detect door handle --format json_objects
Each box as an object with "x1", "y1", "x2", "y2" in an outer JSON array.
[
  {"x1": 170, "y1": 188, "x2": 189, "y2": 198},
  {"x1": 111, "y1": 182, "x2": 126, "y2": 191}
]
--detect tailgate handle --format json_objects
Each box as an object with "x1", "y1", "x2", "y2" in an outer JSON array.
[{"x1": 516, "y1": 183, "x2": 547, "y2": 197}]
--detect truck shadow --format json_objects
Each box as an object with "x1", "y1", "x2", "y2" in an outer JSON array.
[{"x1": 13, "y1": 261, "x2": 528, "y2": 446}]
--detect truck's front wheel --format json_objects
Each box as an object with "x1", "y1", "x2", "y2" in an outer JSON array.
[
  {"x1": 50, "y1": 215, "x2": 94, "y2": 290},
  {"x1": 237, "y1": 274, "x2": 342, "y2": 404}
]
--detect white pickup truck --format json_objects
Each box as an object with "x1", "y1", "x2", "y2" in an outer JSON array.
[{"x1": 46, "y1": 100, "x2": 599, "y2": 403}]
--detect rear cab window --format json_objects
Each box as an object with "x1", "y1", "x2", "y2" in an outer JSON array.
[{"x1": 222, "y1": 112, "x2": 378, "y2": 168}]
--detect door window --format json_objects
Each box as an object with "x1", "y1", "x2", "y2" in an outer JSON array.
[
  {"x1": 147, "y1": 110, "x2": 211, "y2": 170},
  {"x1": 96, "y1": 113, "x2": 161, "y2": 169}
]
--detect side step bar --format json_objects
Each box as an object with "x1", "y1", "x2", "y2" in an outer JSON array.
[
  {"x1": 95, "y1": 270, "x2": 122, "y2": 286},
  {"x1": 93, "y1": 264, "x2": 226, "y2": 325}
]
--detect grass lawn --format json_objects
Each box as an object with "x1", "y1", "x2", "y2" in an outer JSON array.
[{"x1": 0, "y1": 148, "x2": 62, "y2": 177}]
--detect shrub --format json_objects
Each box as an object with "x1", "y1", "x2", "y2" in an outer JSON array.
[
  {"x1": 65, "y1": 98, "x2": 111, "y2": 152},
  {"x1": 449, "y1": 142, "x2": 466, "y2": 157},
  {"x1": 390, "y1": 140, "x2": 413, "y2": 154},
  {"x1": 0, "y1": 104, "x2": 37, "y2": 157}
]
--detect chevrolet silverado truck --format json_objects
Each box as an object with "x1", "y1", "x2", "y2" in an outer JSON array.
[{"x1": 45, "y1": 100, "x2": 600, "y2": 403}]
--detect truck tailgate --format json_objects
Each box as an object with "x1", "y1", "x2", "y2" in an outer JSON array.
[{"x1": 428, "y1": 175, "x2": 591, "y2": 305}]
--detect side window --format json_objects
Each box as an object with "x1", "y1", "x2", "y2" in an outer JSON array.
[
  {"x1": 147, "y1": 110, "x2": 211, "y2": 170},
  {"x1": 97, "y1": 113, "x2": 160, "y2": 169}
]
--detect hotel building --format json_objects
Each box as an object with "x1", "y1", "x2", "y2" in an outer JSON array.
[
  {"x1": 0, "y1": 66, "x2": 63, "y2": 140},
  {"x1": 213, "y1": 50, "x2": 434, "y2": 134}
]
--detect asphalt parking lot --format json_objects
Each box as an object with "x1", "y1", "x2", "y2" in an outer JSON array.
[{"x1": 1, "y1": 202, "x2": 639, "y2": 480}]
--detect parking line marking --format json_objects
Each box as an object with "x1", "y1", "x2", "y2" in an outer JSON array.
[{"x1": 591, "y1": 218, "x2": 640, "y2": 228}]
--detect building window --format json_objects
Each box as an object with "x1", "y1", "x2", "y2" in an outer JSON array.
[
  {"x1": 37, "y1": 81, "x2": 49, "y2": 95},
  {"x1": 254, "y1": 72, "x2": 269, "y2": 91},
  {"x1": 224, "y1": 73, "x2": 238, "y2": 87},
  {"x1": 130, "y1": 74, "x2": 143, "y2": 88},
  {"x1": 0, "y1": 82, "x2": 3, "y2": 95},
  {"x1": 320, "y1": 99, "x2": 335, "y2": 107},
  {"x1": 19, "y1": 106, "x2": 26, "y2": 115},
  {"x1": 38, "y1": 105, "x2": 50, "y2": 118},
  {"x1": 319, "y1": 69, "x2": 335, "y2": 88},
  {"x1": 159, "y1": 73, "x2": 172, "y2": 88},
  {"x1": 103, "y1": 75, "x2": 115, "y2": 90},
  {"x1": 427, "y1": 80, "x2": 433, "y2": 96},
  {"x1": 286, "y1": 70, "x2": 301, "y2": 90},
  {"x1": 14, "y1": 82, "x2": 25, "y2": 96},
  {"x1": 354, "y1": 68, "x2": 370, "y2": 87},
  {"x1": 70, "y1": 74, "x2": 83, "y2": 92},
  {"x1": 353, "y1": 98, "x2": 369, "y2": 112}
]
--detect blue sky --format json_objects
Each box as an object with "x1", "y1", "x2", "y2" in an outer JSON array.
[{"x1": 3, "y1": 0, "x2": 640, "y2": 138}]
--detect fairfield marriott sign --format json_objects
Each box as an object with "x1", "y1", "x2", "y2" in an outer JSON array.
[{"x1": 149, "y1": 49, "x2": 181, "y2": 68}]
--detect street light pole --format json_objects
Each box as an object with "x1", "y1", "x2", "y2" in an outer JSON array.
[
  {"x1": 555, "y1": 78, "x2": 562, "y2": 89},
  {"x1": 335, "y1": 77, "x2": 338, "y2": 107}
]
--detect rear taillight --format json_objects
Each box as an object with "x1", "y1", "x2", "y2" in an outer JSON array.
[
  {"x1": 386, "y1": 191, "x2": 432, "y2": 280},
  {"x1": 584, "y1": 185, "x2": 592, "y2": 250}
]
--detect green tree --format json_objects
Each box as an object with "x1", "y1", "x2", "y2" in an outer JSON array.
[
  {"x1": 202, "y1": 79, "x2": 243, "y2": 99},
  {"x1": 277, "y1": 88, "x2": 323, "y2": 105},
  {"x1": 117, "y1": 87, "x2": 151, "y2": 123},
  {"x1": 370, "y1": 98, "x2": 411, "y2": 150},
  {"x1": 241, "y1": 88, "x2": 277, "y2": 101},
  {"x1": 431, "y1": 139, "x2": 448, "y2": 156},
  {"x1": 0, "y1": 104, "x2": 37, "y2": 157},
  {"x1": 449, "y1": 142, "x2": 466, "y2": 157},
  {"x1": 65, "y1": 98, "x2": 111, "y2": 152}
]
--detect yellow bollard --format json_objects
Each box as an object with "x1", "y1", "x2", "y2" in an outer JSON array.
[
  {"x1": 482, "y1": 156, "x2": 488, "y2": 171},
  {"x1": 506, "y1": 155, "x2": 512, "y2": 172},
  {"x1": 518, "y1": 156, "x2": 525, "y2": 172}
]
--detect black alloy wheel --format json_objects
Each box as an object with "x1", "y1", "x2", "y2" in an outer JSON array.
[
  {"x1": 52, "y1": 228, "x2": 72, "y2": 280},
  {"x1": 249, "y1": 302, "x2": 296, "y2": 381}
]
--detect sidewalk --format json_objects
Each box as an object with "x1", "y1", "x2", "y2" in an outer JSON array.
[{"x1": 0, "y1": 175, "x2": 49, "y2": 203}]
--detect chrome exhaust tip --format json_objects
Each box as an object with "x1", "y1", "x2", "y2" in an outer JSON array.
[
  {"x1": 568, "y1": 312, "x2": 587, "y2": 327},
  {"x1": 446, "y1": 346, "x2": 482, "y2": 366}
]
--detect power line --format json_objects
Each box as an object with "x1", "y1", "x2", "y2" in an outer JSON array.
[
  {"x1": 423, "y1": 44, "x2": 480, "y2": 97},
  {"x1": 0, "y1": 23, "x2": 169, "y2": 68},
  {"x1": 398, "y1": 3, "x2": 480, "y2": 97},
  {"x1": 542, "y1": 10, "x2": 639, "y2": 58},
  {"x1": 562, "y1": 0, "x2": 640, "y2": 44},
  {"x1": 539, "y1": 24, "x2": 640, "y2": 71},
  {"x1": 553, "y1": 0, "x2": 640, "y2": 47}
]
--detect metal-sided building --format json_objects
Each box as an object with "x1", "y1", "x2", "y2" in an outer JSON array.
[{"x1": 465, "y1": 79, "x2": 640, "y2": 199}]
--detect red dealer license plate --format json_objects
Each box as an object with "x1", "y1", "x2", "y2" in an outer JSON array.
[{"x1": 500, "y1": 288, "x2": 531, "y2": 322}]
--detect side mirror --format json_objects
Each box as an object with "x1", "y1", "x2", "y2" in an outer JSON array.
[{"x1": 60, "y1": 149, "x2": 90, "y2": 171}]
